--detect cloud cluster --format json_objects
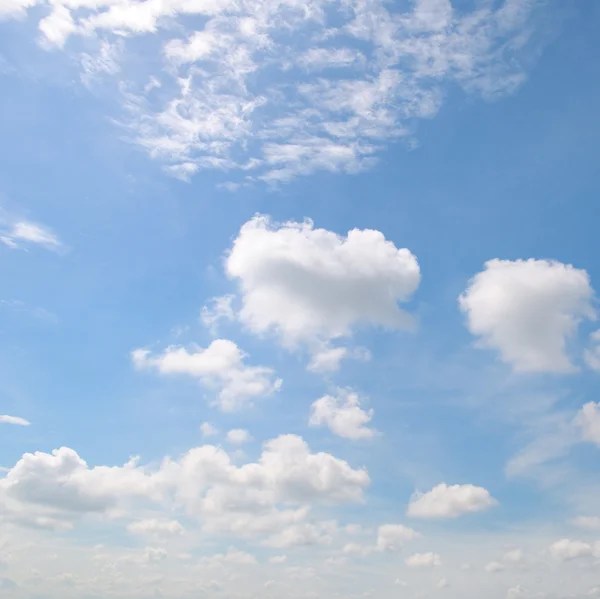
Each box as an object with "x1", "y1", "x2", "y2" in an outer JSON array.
[{"x1": 132, "y1": 339, "x2": 282, "y2": 411}]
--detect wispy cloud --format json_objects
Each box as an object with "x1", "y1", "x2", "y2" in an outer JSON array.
[
  {"x1": 2, "y1": 0, "x2": 549, "y2": 184},
  {"x1": 0, "y1": 220, "x2": 64, "y2": 252},
  {"x1": 0, "y1": 415, "x2": 31, "y2": 426}
]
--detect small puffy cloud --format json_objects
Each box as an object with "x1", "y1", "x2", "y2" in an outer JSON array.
[
  {"x1": 437, "y1": 578, "x2": 449, "y2": 589},
  {"x1": 503, "y1": 549, "x2": 524, "y2": 563},
  {"x1": 127, "y1": 518, "x2": 184, "y2": 538},
  {"x1": 309, "y1": 390, "x2": 376, "y2": 440},
  {"x1": 263, "y1": 520, "x2": 336, "y2": 549},
  {"x1": 405, "y1": 552, "x2": 441, "y2": 568},
  {"x1": 307, "y1": 346, "x2": 348, "y2": 373},
  {"x1": 376, "y1": 524, "x2": 420, "y2": 551},
  {"x1": 225, "y1": 215, "x2": 420, "y2": 349},
  {"x1": 572, "y1": 516, "x2": 600, "y2": 531},
  {"x1": 574, "y1": 402, "x2": 600, "y2": 446},
  {"x1": 0, "y1": 220, "x2": 63, "y2": 251},
  {"x1": 226, "y1": 429, "x2": 252, "y2": 445},
  {"x1": 269, "y1": 555, "x2": 287, "y2": 564},
  {"x1": 459, "y1": 259, "x2": 595, "y2": 373},
  {"x1": 132, "y1": 339, "x2": 282, "y2": 411},
  {"x1": 200, "y1": 422, "x2": 219, "y2": 437},
  {"x1": 548, "y1": 539, "x2": 593, "y2": 560},
  {"x1": 584, "y1": 330, "x2": 600, "y2": 371},
  {"x1": 407, "y1": 483, "x2": 497, "y2": 519},
  {"x1": 0, "y1": 415, "x2": 30, "y2": 426},
  {"x1": 485, "y1": 561, "x2": 505, "y2": 573},
  {"x1": 201, "y1": 547, "x2": 257, "y2": 567}
]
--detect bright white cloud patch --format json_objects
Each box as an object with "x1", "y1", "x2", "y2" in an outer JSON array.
[
  {"x1": 574, "y1": 402, "x2": 600, "y2": 446},
  {"x1": 405, "y1": 552, "x2": 441, "y2": 567},
  {"x1": 376, "y1": 524, "x2": 420, "y2": 551},
  {"x1": 548, "y1": 539, "x2": 594, "y2": 561},
  {"x1": 459, "y1": 259, "x2": 595, "y2": 373},
  {"x1": 407, "y1": 483, "x2": 497, "y2": 519},
  {"x1": 309, "y1": 390, "x2": 375, "y2": 440},
  {"x1": 0, "y1": 220, "x2": 63, "y2": 251},
  {"x1": 0, "y1": 415, "x2": 30, "y2": 426},
  {"x1": 132, "y1": 339, "x2": 282, "y2": 411},
  {"x1": 226, "y1": 215, "x2": 420, "y2": 350},
  {"x1": 0, "y1": 435, "x2": 369, "y2": 535}
]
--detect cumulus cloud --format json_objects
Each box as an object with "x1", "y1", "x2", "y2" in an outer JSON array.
[
  {"x1": 0, "y1": 415, "x2": 30, "y2": 426},
  {"x1": 309, "y1": 390, "x2": 376, "y2": 440},
  {"x1": 459, "y1": 259, "x2": 595, "y2": 373},
  {"x1": 0, "y1": 435, "x2": 369, "y2": 536},
  {"x1": 226, "y1": 429, "x2": 252, "y2": 445},
  {"x1": 200, "y1": 422, "x2": 219, "y2": 437},
  {"x1": 226, "y1": 215, "x2": 420, "y2": 351},
  {"x1": 127, "y1": 518, "x2": 184, "y2": 538},
  {"x1": 548, "y1": 539, "x2": 594, "y2": 561},
  {"x1": 574, "y1": 402, "x2": 600, "y2": 446},
  {"x1": 407, "y1": 483, "x2": 497, "y2": 519},
  {"x1": 376, "y1": 524, "x2": 420, "y2": 551},
  {"x1": 132, "y1": 339, "x2": 282, "y2": 411},
  {"x1": 485, "y1": 561, "x2": 505, "y2": 573},
  {"x1": 405, "y1": 552, "x2": 441, "y2": 567}
]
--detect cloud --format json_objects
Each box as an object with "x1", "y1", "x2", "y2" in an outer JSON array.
[
  {"x1": 407, "y1": 483, "x2": 497, "y2": 519},
  {"x1": 459, "y1": 259, "x2": 595, "y2": 373},
  {"x1": 201, "y1": 295, "x2": 235, "y2": 335},
  {"x1": 0, "y1": 220, "x2": 63, "y2": 251},
  {"x1": 200, "y1": 422, "x2": 219, "y2": 437},
  {"x1": 574, "y1": 402, "x2": 600, "y2": 447},
  {"x1": 0, "y1": 415, "x2": 30, "y2": 426},
  {"x1": 548, "y1": 539, "x2": 594, "y2": 561},
  {"x1": 127, "y1": 518, "x2": 184, "y2": 538},
  {"x1": 485, "y1": 561, "x2": 505, "y2": 573},
  {"x1": 0, "y1": 435, "x2": 369, "y2": 535},
  {"x1": 226, "y1": 215, "x2": 420, "y2": 350},
  {"x1": 309, "y1": 390, "x2": 376, "y2": 440},
  {"x1": 503, "y1": 549, "x2": 524, "y2": 563},
  {"x1": 405, "y1": 552, "x2": 441, "y2": 568},
  {"x1": 584, "y1": 330, "x2": 600, "y2": 371},
  {"x1": 376, "y1": 524, "x2": 420, "y2": 551},
  {"x1": 268, "y1": 555, "x2": 287, "y2": 564},
  {"x1": 201, "y1": 548, "x2": 257, "y2": 567},
  {"x1": 226, "y1": 429, "x2": 252, "y2": 445},
  {"x1": 132, "y1": 339, "x2": 282, "y2": 411},
  {"x1": 572, "y1": 516, "x2": 600, "y2": 531},
  {"x1": 263, "y1": 520, "x2": 336, "y2": 549}
]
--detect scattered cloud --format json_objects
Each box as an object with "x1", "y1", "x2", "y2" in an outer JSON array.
[
  {"x1": 127, "y1": 518, "x2": 184, "y2": 538},
  {"x1": 572, "y1": 516, "x2": 600, "y2": 531},
  {"x1": 574, "y1": 402, "x2": 600, "y2": 446},
  {"x1": 405, "y1": 552, "x2": 441, "y2": 568},
  {"x1": 132, "y1": 339, "x2": 282, "y2": 411},
  {"x1": 407, "y1": 483, "x2": 497, "y2": 519},
  {"x1": 0, "y1": 415, "x2": 30, "y2": 426},
  {"x1": 584, "y1": 330, "x2": 600, "y2": 371},
  {"x1": 200, "y1": 422, "x2": 219, "y2": 437},
  {"x1": 459, "y1": 259, "x2": 595, "y2": 373},
  {"x1": 226, "y1": 429, "x2": 252, "y2": 445},
  {"x1": 0, "y1": 220, "x2": 63, "y2": 252},
  {"x1": 309, "y1": 390, "x2": 376, "y2": 440},
  {"x1": 485, "y1": 561, "x2": 505, "y2": 573},
  {"x1": 376, "y1": 524, "x2": 420, "y2": 551},
  {"x1": 201, "y1": 295, "x2": 235, "y2": 335},
  {"x1": 548, "y1": 539, "x2": 594, "y2": 561},
  {"x1": 503, "y1": 548, "x2": 524, "y2": 563}
]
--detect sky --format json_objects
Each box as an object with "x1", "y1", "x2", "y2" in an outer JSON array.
[{"x1": 0, "y1": 0, "x2": 600, "y2": 597}]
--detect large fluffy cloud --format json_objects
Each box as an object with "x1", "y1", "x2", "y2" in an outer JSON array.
[
  {"x1": 225, "y1": 215, "x2": 420, "y2": 351},
  {"x1": 132, "y1": 339, "x2": 281, "y2": 411},
  {"x1": 0, "y1": 435, "x2": 369, "y2": 536},
  {"x1": 407, "y1": 483, "x2": 497, "y2": 519},
  {"x1": 459, "y1": 259, "x2": 595, "y2": 372}
]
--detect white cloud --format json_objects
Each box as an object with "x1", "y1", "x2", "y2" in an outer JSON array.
[
  {"x1": 548, "y1": 539, "x2": 594, "y2": 561},
  {"x1": 503, "y1": 548, "x2": 524, "y2": 563},
  {"x1": 574, "y1": 402, "x2": 600, "y2": 446},
  {"x1": 268, "y1": 555, "x2": 287, "y2": 564},
  {"x1": 572, "y1": 516, "x2": 600, "y2": 531},
  {"x1": 226, "y1": 215, "x2": 420, "y2": 350},
  {"x1": 132, "y1": 339, "x2": 282, "y2": 411},
  {"x1": 201, "y1": 295, "x2": 235, "y2": 335},
  {"x1": 437, "y1": 578, "x2": 449, "y2": 589},
  {"x1": 309, "y1": 390, "x2": 376, "y2": 440},
  {"x1": 201, "y1": 547, "x2": 257, "y2": 567},
  {"x1": 0, "y1": 415, "x2": 30, "y2": 426},
  {"x1": 0, "y1": 220, "x2": 63, "y2": 251},
  {"x1": 200, "y1": 422, "x2": 219, "y2": 437},
  {"x1": 226, "y1": 429, "x2": 252, "y2": 445},
  {"x1": 584, "y1": 329, "x2": 600, "y2": 371},
  {"x1": 485, "y1": 561, "x2": 505, "y2": 573},
  {"x1": 459, "y1": 259, "x2": 595, "y2": 373},
  {"x1": 307, "y1": 346, "x2": 349, "y2": 373},
  {"x1": 263, "y1": 520, "x2": 336, "y2": 549},
  {"x1": 0, "y1": 434, "x2": 369, "y2": 535},
  {"x1": 127, "y1": 518, "x2": 184, "y2": 538},
  {"x1": 376, "y1": 524, "x2": 420, "y2": 551},
  {"x1": 407, "y1": 483, "x2": 497, "y2": 519},
  {"x1": 405, "y1": 552, "x2": 441, "y2": 567}
]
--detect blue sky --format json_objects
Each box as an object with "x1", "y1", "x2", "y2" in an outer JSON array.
[{"x1": 1, "y1": 0, "x2": 600, "y2": 597}]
